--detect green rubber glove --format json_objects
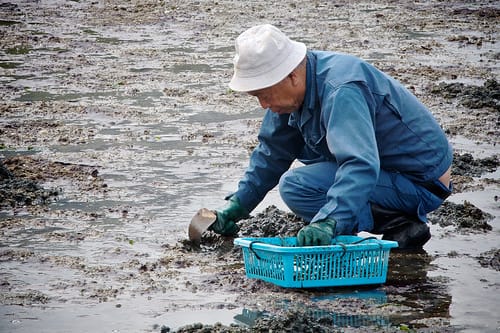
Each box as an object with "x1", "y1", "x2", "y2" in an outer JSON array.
[
  {"x1": 208, "y1": 196, "x2": 249, "y2": 236},
  {"x1": 297, "y1": 218, "x2": 337, "y2": 246}
]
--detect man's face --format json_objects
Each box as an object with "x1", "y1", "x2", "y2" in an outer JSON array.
[{"x1": 248, "y1": 74, "x2": 305, "y2": 115}]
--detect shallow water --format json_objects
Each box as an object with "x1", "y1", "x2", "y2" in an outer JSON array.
[{"x1": 1, "y1": 1, "x2": 499, "y2": 332}]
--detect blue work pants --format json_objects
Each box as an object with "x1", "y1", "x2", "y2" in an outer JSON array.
[{"x1": 278, "y1": 161, "x2": 449, "y2": 234}]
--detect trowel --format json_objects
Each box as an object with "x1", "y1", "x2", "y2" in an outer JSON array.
[{"x1": 188, "y1": 208, "x2": 217, "y2": 243}]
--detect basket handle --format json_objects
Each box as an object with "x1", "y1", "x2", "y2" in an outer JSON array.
[
  {"x1": 248, "y1": 237, "x2": 291, "y2": 260},
  {"x1": 334, "y1": 237, "x2": 382, "y2": 257},
  {"x1": 337, "y1": 242, "x2": 347, "y2": 258},
  {"x1": 350, "y1": 236, "x2": 383, "y2": 248},
  {"x1": 249, "y1": 240, "x2": 263, "y2": 260},
  {"x1": 249, "y1": 237, "x2": 381, "y2": 260}
]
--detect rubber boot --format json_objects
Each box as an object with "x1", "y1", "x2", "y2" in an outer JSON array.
[{"x1": 371, "y1": 204, "x2": 431, "y2": 250}]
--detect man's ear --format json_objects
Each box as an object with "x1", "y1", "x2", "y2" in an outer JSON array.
[
  {"x1": 288, "y1": 69, "x2": 304, "y2": 87},
  {"x1": 288, "y1": 70, "x2": 299, "y2": 86}
]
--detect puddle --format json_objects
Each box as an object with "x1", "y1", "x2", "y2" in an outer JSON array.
[
  {"x1": 398, "y1": 29, "x2": 435, "y2": 39},
  {"x1": 0, "y1": 20, "x2": 21, "y2": 26},
  {"x1": 13, "y1": 89, "x2": 168, "y2": 108},
  {"x1": 0, "y1": 61, "x2": 22, "y2": 69},
  {"x1": 5, "y1": 46, "x2": 31, "y2": 55}
]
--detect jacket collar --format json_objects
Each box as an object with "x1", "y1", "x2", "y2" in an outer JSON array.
[{"x1": 289, "y1": 51, "x2": 317, "y2": 127}]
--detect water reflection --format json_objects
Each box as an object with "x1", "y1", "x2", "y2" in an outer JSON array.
[
  {"x1": 385, "y1": 249, "x2": 452, "y2": 327},
  {"x1": 387, "y1": 249, "x2": 433, "y2": 286},
  {"x1": 234, "y1": 306, "x2": 389, "y2": 328},
  {"x1": 235, "y1": 290, "x2": 390, "y2": 328},
  {"x1": 235, "y1": 250, "x2": 452, "y2": 330},
  {"x1": 233, "y1": 308, "x2": 267, "y2": 327},
  {"x1": 310, "y1": 289, "x2": 387, "y2": 302}
]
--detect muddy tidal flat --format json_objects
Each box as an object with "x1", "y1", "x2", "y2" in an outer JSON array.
[{"x1": 0, "y1": 1, "x2": 499, "y2": 332}]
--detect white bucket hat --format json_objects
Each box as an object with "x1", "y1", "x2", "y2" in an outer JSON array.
[{"x1": 228, "y1": 24, "x2": 307, "y2": 92}]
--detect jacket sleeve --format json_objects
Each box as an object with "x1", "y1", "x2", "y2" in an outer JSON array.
[
  {"x1": 234, "y1": 109, "x2": 304, "y2": 212},
  {"x1": 312, "y1": 83, "x2": 380, "y2": 234}
]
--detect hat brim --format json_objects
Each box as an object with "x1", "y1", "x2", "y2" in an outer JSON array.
[{"x1": 228, "y1": 41, "x2": 306, "y2": 92}]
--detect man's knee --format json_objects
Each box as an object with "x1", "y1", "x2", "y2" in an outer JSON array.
[{"x1": 279, "y1": 169, "x2": 298, "y2": 203}]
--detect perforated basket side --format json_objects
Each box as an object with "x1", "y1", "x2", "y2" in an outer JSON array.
[
  {"x1": 235, "y1": 236, "x2": 396, "y2": 288},
  {"x1": 289, "y1": 248, "x2": 391, "y2": 287},
  {"x1": 242, "y1": 248, "x2": 284, "y2": 284}
]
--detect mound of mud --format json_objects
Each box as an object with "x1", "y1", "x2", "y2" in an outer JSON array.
[
  {"x1": 0, "y1": 289, "x2": 49, "y2": 306},
  {"x1": 238, "y1": 205, "x2": 307, "y2": 238},
  {"x1": 0, "y1": 155, "x2": 105, "y2": 209},
  {"x1": 192, "y1": 205, "x2": 306, "y2": 247},
  {"x1": 184, "y1": 206, "x2": 306, "y2": 256},
  {"x1": 0, "y1": 159, "x2": 58, "y2": 208},
  {"x1": 477, "y1": 249, "x2": 500, "y2": 271},
  {"x1": 430, "y1": 79, "x2": 499, "y2": 110},
  {"x1": 428, "y1": 200, "x2": 493, "y2": 231},
  {"x1": 451, "y1": 6, "x2": 500, "y2": 19},
  {"x1": 452, "y1": 152, "x2": 499, "y2": 177}
]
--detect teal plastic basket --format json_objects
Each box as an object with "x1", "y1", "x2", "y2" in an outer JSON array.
[{"x1": 234, "y1": 236, "x2": 398, "y2": 288}]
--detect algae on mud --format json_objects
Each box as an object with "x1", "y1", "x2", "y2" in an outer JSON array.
[{"x1": 1, "y1": 0, "x2": 499, "y2": 332}]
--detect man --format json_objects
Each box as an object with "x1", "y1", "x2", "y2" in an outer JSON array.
[{"x1": 207, "y1": 24, "x2": 452, "y2": 249}]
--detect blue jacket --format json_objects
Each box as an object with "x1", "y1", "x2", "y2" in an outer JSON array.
[{"x1": 234, "y1": 50, "x2": 453, "y2": 229}]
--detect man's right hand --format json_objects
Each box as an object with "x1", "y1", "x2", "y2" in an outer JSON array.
[
  {"x1": 208, "y1": 196, "x2": 249, "y2": 236},
  {"x1": 297, "y1": 218, "x2": 337, "y2": 246}
]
